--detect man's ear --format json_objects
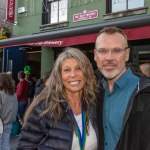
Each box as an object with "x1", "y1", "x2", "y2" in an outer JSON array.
[
  {"x1": 125, "y1": 48, "x2": 130, "y2": 62},
  {"x1": 94, "y1": 49, "x2": 97, "y2": 61}
]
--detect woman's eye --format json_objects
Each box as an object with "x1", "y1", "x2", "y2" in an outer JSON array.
[
  {"x1": 76, "y1": 67, "x2": 81, "y2": 70},
  {"x1": 63, "y1": 69, "x2": 70, "y2": 72}
]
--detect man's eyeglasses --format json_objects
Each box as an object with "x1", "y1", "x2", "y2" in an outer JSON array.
[{"x1": 95, "y1": 47, "x2": 128, "y2": 58}]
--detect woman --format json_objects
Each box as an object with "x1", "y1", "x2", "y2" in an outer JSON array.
[
  {"x1": 0, "y1": 73, "x2": 18, "y2": 150},
  {"x1": 17, "y1": 47, "x2": 99, "y2": 150}
]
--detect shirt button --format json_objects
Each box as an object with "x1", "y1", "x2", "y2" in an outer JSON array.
[
  {"x1": 105, "y1": 142, "x2": 108, "y2": 145},
  {"x1": 105, "y1": 126, "x2": 107, "y2": 129}
]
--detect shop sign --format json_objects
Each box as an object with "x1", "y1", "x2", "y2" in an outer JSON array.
[
  {"x1": 28, "y1": 40, "x2": 64, "y2": 47},
  {"x1": 73, "y1": 10, "x2": 98, "y2": 22},
  {"x1": 6, "y1": 0, "x2": 15, "y2": 23}
]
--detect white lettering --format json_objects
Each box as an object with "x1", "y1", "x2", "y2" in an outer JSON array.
[
  {"x1": 8, "y1": 0, "x2": 14, "y2": 18},
  {"x1": 31, "y1": 41, "x2": 63, "y2": 46}
]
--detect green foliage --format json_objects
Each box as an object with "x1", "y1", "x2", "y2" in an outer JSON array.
[
  {"x1": 0, "y1": 22, "x2": 12, "y2": 39},
  {"x1": 2, "y1": 25, "x2": 11, "y2": 37}
]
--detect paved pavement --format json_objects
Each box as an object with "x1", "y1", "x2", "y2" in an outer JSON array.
[{"x1": 10, "y1": 135, "x2": 20, "y2": 150}]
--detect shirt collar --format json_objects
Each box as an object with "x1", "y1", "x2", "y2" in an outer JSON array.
[{"x1": 101, "y1": 69, "x2": 133, "y2": 90}]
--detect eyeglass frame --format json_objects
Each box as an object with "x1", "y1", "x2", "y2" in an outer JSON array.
[{"x1": 95, "y1": 47, "x2": 129, "y2": 58}]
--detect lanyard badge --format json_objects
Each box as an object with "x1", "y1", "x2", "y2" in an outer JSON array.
[{"x1": 70, "y1": 104, "x2": 86, "y2": 150}]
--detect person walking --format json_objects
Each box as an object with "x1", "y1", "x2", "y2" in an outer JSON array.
[
  {"x1": 16, "y1": 71, "x2": 29, "y2": 123},
  {"x1": 0, "y1": 73, "x2": 18, "y2": 150},
  {"x1": 94, "y1": 26, "x2": 150, "y2": 150},
  {"x1": 17, "y1": 47, "x2": 99, "y2": 150}
]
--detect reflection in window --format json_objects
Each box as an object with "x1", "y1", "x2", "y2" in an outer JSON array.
[
  {"x1": 0, "y1": 0, "x2": 7, "y2": 20},
  {"x1": 111, "y1": 0, "x2": 144, "y2": 13},
  {"x1": 42, "y1": 0, "x2": 68, "y2": 25}
]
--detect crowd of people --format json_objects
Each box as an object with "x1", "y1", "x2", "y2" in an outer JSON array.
[
  {"x1": 0, "y1": 26, "x2": 150, "y2": 150},
  {"x1": 0, "y1": 65, "x2": 51, "y2": 150}
]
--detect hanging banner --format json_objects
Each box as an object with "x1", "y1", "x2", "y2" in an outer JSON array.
[{"x1": 6, "y1": 0, "x2": 15, "y2": 23}]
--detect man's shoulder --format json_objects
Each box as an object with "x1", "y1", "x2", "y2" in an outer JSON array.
[{"x1": 139, "y1": 77, "x2": 150, "y2": 92}]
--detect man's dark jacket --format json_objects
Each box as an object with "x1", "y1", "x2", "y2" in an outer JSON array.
[
  {"x1": 97, "y1": 76, "x2": 150, "y2": 150},
  {"x1": 17, "y1": 100, "x2": 99, "y2": 150}
]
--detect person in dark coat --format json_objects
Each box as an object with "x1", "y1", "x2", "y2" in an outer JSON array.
[
  {"x1": 94, "y1": 26, "x2": 150, "y2": 150},
  {"x1": 17, "y1": 47, "x2": 99, "y2": 150},
  {"x1": 34, "y1": 71, "x2": 51, "y2": 97}
]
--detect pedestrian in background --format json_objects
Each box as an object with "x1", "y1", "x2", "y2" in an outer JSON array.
[
  {"x1": 0, "y1": 73, "x2": 18, "y2": 150},
  {"x1": 16, "y1": 71, "x2": 29, "y2": 123},
  {"x1": 140, "y1": 63, "x2": 150, "y2": 77},
  {"x1": 94, "y1": 26, "x2": 150, "y2": 150},
  {"x1": 28, "y1": 74, "x2": 38, "y2": 103},
  {"x1": 17, "y1": 47, "x2": 99, "y2": 150},
  {"x1": 34, "y1": 71, "x2": 51, "y2": 97}
]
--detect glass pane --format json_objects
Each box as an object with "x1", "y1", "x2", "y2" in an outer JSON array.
[
  {"x1": 0, "y1": 0, "x2": 6, "y2": 20},
  {"x1": 51, "y1": 1, "x2": 58, "y2": 24},
  {"x1": 128, "y1": 0, "x2": 144, "y2": 9},
  {"x1": 59, "y1": 0, "x2": 68, "y2": 22},
  {"x1": 112, "y1": 0, "x2": 126, "y2": 12}
]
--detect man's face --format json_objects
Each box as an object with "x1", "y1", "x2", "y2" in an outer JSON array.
[
  {"x1": 140, "y1": 65, "x2": 149, "y2": 77},
  {"x1": 94, "y1": 32, "x2": 130, "y2": 82}
]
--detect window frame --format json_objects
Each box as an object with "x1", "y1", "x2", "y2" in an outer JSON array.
[
  {"x1": 42, "y1": 0, "x2": 68, "y2": 25},
  {"x1": 106, "y1": 0, "x2": 145, "y2": 14}
]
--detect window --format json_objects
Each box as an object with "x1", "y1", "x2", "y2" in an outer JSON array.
[
  {"x1": 107, "y1": 0, "x2": 144, "y2": 13},
  {"x1": 42, "y1": 0, "x2": 68, "y2": 25},
  {"x1": 0, "y1": 1, "x2": 6, "y2": 20}
]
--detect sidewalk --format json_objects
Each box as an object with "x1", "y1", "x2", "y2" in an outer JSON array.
[{"x1": 10, "y1": 135, "x2": 20, "y2": 150}]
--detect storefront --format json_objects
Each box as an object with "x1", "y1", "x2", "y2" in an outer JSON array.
[{"x1": 0, "y1": 15, "x2": 150, "y2": 77}]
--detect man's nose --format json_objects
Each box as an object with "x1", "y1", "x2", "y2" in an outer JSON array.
[{"x1": 105, "y1": 51, "x2": 114, "y2": 59}]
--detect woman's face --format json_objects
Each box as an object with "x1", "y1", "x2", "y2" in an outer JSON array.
[{"x1": 61, "y1": 58, "x2": 85, "y2": 95}]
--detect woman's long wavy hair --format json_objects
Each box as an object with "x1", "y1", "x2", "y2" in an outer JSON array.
[
  {"x1": 23, "y1": 47, "x2": 98, "y2": 128},
  {"x1": 0, "y1": 73, "x2": 15, "y2": 95}
]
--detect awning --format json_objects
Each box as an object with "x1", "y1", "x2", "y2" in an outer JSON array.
[
  {"x1": 125, "y1": 26, "x2": 150, "y2": 40},
  {"x1": 24, "y1": 26, "x2": 150, "y2": 47},
  {"x1": 26, "y1": 33, "x2": 97, "y2": 47},
  {"x1": 0, "y1": 14, "x2": 150, "y2": 48},
  {"x1": 1, "y1": 26, "x2": 150, "y2": 48}
]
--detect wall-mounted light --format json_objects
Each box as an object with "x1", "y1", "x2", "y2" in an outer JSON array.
[
  {"x1": 18, "y1": 7, "x2": 27, "y2": 14},
  {"x1": 14, "y1": 22, "x2": 17, "y2": 25}
]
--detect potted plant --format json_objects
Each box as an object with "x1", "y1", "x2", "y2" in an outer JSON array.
[{"x1": 0, "y1": 22, "x2": 12, "y2": 40}]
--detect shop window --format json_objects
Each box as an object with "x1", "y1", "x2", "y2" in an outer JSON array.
[
  {"x1": 42, "y1": 0, "x2": 68, "y2": 25},
  {"x1": 106, "y1": 0, "x2": 144, "y2": 13}
]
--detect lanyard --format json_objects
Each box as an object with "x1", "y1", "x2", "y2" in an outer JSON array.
[{"x1": 70, "y1": 104, "x2": 86, "y2": 150}]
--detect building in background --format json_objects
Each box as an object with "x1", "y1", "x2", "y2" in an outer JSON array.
[{"x1": 0, "y1": 0, "x2": 150, "y2": 79}]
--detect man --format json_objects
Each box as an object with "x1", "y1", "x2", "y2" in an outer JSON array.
[
  {"x1": 24, "y1": 65, "x2": 36, "y2": 103},
  {"x1": 16, "y1": 71, "x2": 29, "y2": 121},
  {"x1": 140, "y1": 63, "x2": 150, "y2": 77},
  {"x1": 94, "y1": 27, "x2": 150, "y2": 150}
]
